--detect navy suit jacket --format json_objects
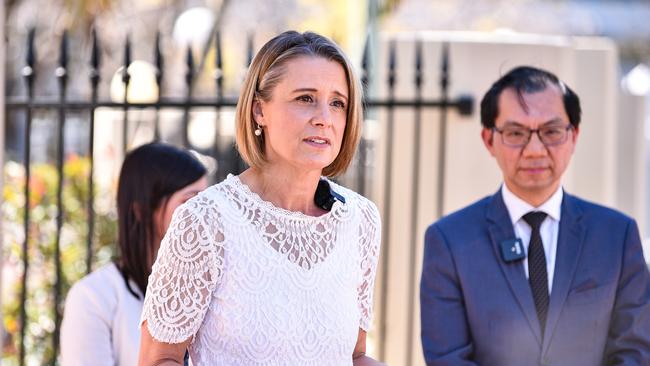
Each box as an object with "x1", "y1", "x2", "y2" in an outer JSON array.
[{"x1": 420, "y1": 190, "x2": 650, "y2": 366}]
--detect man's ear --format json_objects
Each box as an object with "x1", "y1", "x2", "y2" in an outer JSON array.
[
  {"x1": 571, "y1": 125, "x2": 580, "y2": 143},
  {"x1": 481, "y1": 128, "x2": 496, "y2": 156},
  {"x1": 252, "y1": 99, "x2": 264, "y2": 125}
]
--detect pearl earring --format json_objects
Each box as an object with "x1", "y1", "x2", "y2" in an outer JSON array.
[{"x1": 254, "y1": 124, "x2": 263, "y2": 137}]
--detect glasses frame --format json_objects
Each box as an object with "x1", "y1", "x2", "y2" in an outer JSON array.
[{"x1": 492, "y1": 124, "x2": 574, "y2": 148}]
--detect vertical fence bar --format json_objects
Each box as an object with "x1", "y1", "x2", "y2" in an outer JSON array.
[
  {"x1": 214, "y1": 31, "x2": 223, "y2": 106},
  {"x1": 358, "y1": 38, "x2": 370, "y2": 197},
  {"x1": 18, "y1": 28, "x2": 36, "y2": 366},
  {"x1": 182, "y1": 46, "x2": 194, "y2": 148},
  {"x1": 51, "y1": 31, "x2": 69, "y2": 363},
  {"x1": 122, "y1": 36, "x2": 131, "y2": 152},
  {"x1": 0, "y1": 1, "x2": 5, "y2": 352},
  {"x1": 234, "y1": 34, "x2": 255, "y2": 173},
  {"x1": 405, "y1": 39, "x2": 423, "y2": 366},
  {"x1": 436, "y1": 43, "x2": 449, "y2": 219},
  {"x1": 378, "y1": 39, "x2": 396, "y2": 361},
  {"x1": 246, "y1": 33, "x2": 254, "y2": 66},
  {"x1": 86, "y1": 29, "x2": 100, "y2": 274},
  {"x1": 154, "y1": 32, "x2": 163, "y2": 142},
  {"x1": 212, "y1": 31, "x2": 224, "y2": 181}
]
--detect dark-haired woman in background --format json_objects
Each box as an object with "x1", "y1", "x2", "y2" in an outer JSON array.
[{"x1": 60, "y1": 143, "x2": 208, "y2": 366}]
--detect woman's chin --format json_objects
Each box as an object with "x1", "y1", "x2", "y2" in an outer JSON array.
[
  {"x1": 265, "y1": 152, "x2": 337, "y2": 174},
  {"x1": 293, "y1": 158, "x2": 335, "y2": 173}
]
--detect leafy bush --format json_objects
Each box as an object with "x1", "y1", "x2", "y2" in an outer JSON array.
[{"x1": 2, "y1": 156, "x2": 117, "y2": 365}]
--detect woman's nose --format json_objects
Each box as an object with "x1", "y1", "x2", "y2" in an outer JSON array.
[{"x1": 311, "y1": 102, "x2": 332, "y2": 127}]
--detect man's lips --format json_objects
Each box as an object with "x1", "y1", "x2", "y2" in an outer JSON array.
[{"x1": 520, "y1": 166, "x2": 549, "y2": 173}]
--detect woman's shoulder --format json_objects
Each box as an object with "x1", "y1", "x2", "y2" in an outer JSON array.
[
  {"x1": 170, "y1": 181, "x2": 230, "y2": 223},
  {"x1": 65, "y1": 263, "x2": 122, "y2": 310},
  {"x1": 72, "y1": 263, "x2": 121, "y2": 291},
  {"x1": 327, "y1": 180, "x2": 381, "y2": 224},
  {"x1": 180, "y1": 176, "x2": 239, "y2": 211}
]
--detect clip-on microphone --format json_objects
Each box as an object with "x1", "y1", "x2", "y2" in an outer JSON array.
[
  {"x1": 314, "y1": 179, "x2": 346, "y2": 211},
  {"x1": 500, "y1": 238, "x2": 526, "y2": 263}
]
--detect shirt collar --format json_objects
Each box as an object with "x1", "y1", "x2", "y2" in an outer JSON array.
[{"x1": 501, "y1": 183, "x2": 563, "y2": 225}]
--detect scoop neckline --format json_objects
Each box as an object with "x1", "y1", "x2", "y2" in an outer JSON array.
[{"x1": 226, "y1": 174, "x2": 343, "y2": 221}]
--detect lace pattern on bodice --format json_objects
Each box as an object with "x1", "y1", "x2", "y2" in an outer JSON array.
[
  {"x1": 225, "y1": 176, "x2": 347, "y2": 271},
  {"x1": 141, "y1": 175, "x2": 381, "y2": 365}
]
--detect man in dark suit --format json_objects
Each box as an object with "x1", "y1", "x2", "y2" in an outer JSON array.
[{"x1": 420, "y1": 66, "x2": 650, "y2": 365}]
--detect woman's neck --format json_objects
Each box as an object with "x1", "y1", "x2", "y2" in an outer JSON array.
[{"x1": 238, "y1": 166, "x2": 326, "y2": 216}]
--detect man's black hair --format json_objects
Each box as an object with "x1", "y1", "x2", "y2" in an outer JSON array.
[{"x1": 480, "y1": 66, "x2": 581, "y2": 129}]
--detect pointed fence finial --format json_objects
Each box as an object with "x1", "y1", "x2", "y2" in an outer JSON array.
[
  {"x1": 155, "y1": 31, "x2": 163, "y2": 87},
  {"x1": 388, "y1": 39, "x2": 396, "y2": 88},
  {"x1": 185, "y1": 45, "x2": 194, "y2": 87},
  {"x1": 361, "y1": 36, "x2": 370, "y2": 94},
  {"x1": 414, "y1": 40, "x2": 422, "y2": 89},
  {"x1": 56, "y1": 31, "x2": 69, "y2": 90},
  {"x1": 90, "y1": 29, "x2": 101, "y2": 88},
  {"x1": 122, "y1": 36, "x2": 131, "y2": 86},
  {"x1": 215, "y1": 31, "x2": 223, "y2": 96},
  {"x1": 24, "y1": 28, "x2": 37, "y2": 97}
]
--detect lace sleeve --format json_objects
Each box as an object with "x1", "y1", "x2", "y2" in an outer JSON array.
[
  {"x1": 357, "y1": 198, "x2": 381, "y2": 331},
  {"x1": 140, "y1": 195, "x2": 225, "y2": 344}
]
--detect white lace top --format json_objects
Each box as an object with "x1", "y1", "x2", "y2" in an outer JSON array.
[{"x1": 141, "y1": 174, "x2": 381, "y2": 366}]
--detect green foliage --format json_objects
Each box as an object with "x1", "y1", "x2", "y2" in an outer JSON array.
[{"x1": 2, "y1": 155, "x2": 117, "y2": 365}]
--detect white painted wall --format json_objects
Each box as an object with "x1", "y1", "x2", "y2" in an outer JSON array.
[{"x1": 617, "y1": 91, "x2": 647, "y2": 237}]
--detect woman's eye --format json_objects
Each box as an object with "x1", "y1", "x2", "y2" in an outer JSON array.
[
  {"x1": 332, "y1": 100, "x2": 346, "y2": 109},
  {"x1": 297, "y1": 95, "x2": 313, "y2": 103}
]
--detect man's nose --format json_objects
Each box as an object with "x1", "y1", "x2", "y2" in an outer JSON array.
[{"x1": 522, "y1": 131, "x2": 547, "y2": 155}]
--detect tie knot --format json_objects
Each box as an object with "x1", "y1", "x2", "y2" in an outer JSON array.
[{"x1": 523, "y1": 211, "x2": 547, "y2": 229}]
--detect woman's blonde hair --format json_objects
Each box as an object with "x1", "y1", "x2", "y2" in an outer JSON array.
[{"x1": 235, "y1": 30, "x2": 363, "y2": 177}]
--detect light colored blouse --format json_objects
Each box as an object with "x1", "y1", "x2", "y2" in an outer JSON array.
[
  {"x1": 141, "y1": 174, "x2": 381, "y2": 366},
  {"x1": 60, "y1": 262, "x2": 143, "y2": 366}
]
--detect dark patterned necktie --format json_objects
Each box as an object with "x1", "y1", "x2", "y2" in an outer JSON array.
[{"x1": 523, "y1": 211, "x2": 549, "y2": 337}]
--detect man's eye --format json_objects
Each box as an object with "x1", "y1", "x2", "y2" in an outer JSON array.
[
  {"x1": 504, "y1": 129, "x2": 527, "y2": 138},
  {"x1": 541, "y1": 128, "x2": 562, "y2": 137}
]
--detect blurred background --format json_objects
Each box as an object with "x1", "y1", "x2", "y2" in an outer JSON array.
[{"x1": 2, "y1": 0, "x2": 650, "y2": 365}]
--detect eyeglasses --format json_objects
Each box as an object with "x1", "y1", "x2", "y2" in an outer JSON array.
[{"x1": 492, "y1": 124, "x2": 574, "y2": 147}]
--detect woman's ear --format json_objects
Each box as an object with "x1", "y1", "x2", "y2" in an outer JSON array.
[
  {"x1": 131, "y1": 202, "x2": 142, "y2": 222},
  {"x1": 252, "y1": 99, "x2": 264, "y2": 125}
]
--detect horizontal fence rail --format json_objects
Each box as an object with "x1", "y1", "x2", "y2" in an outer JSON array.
[{"x1": 3, "y1": 28, "x2": 473, "y2": 366}]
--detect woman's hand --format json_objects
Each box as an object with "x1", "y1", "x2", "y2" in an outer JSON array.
[
  {"x1": 353, "y1": 354, "x2": 388, "y2": 366},
  {"x1": 352, "y1": 329, "x2": 388, "y2": 365}
]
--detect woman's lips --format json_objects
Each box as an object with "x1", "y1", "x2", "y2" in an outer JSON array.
[{"x1": 303, "y1": 136, "x2": 331, "y2": 148}]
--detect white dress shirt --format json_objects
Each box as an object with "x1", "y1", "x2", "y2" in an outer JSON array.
[
  {"x1": 501, "y1": 184, "x2": 563, "y2": 293},
  {"x1": 60, "y1": 262, "x2": 143, "y2": 366}
]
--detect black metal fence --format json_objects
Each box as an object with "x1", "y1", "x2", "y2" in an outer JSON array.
[{"x1": 3, "y1": 28, "x2": 473, "y2": 365}]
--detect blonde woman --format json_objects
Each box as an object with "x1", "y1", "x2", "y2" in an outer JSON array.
[{"x1": 139, "y1": 30, "x2": 383, "y2": 366}]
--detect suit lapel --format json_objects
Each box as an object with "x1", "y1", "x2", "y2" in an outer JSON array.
[
  {"x1": 542, "y1": 192, "x2": 585, "y2": 353},
  {"x1": 486, "y1": 191, "x2": 542, "y2": 345}
]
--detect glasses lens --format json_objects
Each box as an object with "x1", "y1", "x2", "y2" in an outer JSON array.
[
  {"x1": 539, "y1": 126, "x2": 568, "y2": 145},
  {"x1": 501, "y1": 128, "x2": 530, "y2": 146}
]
